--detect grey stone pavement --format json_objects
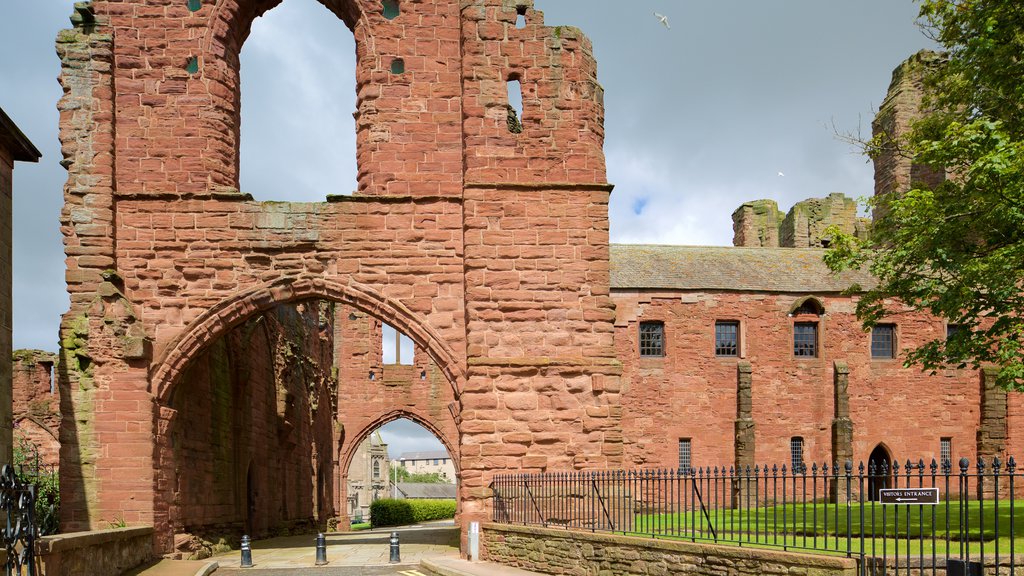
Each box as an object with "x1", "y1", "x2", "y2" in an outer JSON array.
[
  {"x1": 133, "y1": 523, "x2": 547, "y2": 576},
  {"x1": 208, "y1": 523, "x2": 460, "y2": 571}
]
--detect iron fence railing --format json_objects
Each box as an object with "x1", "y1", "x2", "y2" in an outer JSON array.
[
  {"x1": 1, "y1": 464, "x2": 39, "y2": 576},
  {"x1": 491, "y1": 457, "x2": 1022, "y2": 575}
]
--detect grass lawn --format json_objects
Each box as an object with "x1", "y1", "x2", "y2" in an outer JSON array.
[{"x1": 626, "y1": 500, "x2": 1024, "y2": 558}]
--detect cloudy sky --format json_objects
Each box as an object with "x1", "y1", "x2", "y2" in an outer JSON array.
[{"x1": 1, "y1": 1, "x2": 933, "y2": 457}]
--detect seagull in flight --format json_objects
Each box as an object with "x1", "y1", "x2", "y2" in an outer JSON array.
[
  {"x1": 654, "y1": 12, "x2": 670, "y2": 29},
  {"x1": 778, "y1": 171, "x2": 785, "y2": 177}
]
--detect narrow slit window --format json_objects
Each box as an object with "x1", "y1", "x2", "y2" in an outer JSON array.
[
  {"x1": 382, "y1": 0, "x2": 399, "y2": 20},
  {"x1": 390, "y1": 58, "x2": 405, "y2": 74},
  {"x1": 940, "y1": 438, "x2": 952, "y2": 467},
  {"x1": 790, "y1": 437, "x2": 805, "y2": 473},
  {"x1": 678, "y1": 439, "x2": 692, "y2": 474},
  {"x1": 515, "y1": 5, "x2": 527, "y2": 29},
  {"x1": 506, "y1": 78, "x2": 523, "y2": 134}
]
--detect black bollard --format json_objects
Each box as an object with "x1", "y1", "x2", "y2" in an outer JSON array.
[
  {"x1": 389, "y1": 531, "x2": 401, "y2": 564},
  {"x1": 315, "y1": 532, "x2": 328, "y2": 566},
  {"x1": 240, "y1": 534, "x2": 253, "y2": 568}
]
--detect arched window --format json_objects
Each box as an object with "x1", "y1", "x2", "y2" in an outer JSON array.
[
  {"x1": 239, "y1": 1, "x2": 357, "y2": 201},
  {"x1": 372, "y1": 460, "x2": 381, "y2": 479}
]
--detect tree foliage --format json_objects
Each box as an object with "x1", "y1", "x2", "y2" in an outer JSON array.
[
  {"x1": 13, "y1": 436, "x2": 60, "y2": 535},
  {"x1": 389, "y1": 463, "x2": 451, "y2": 484},
  {"x1": 825, "y1": 0, "x2": 1024, "y2": 389}
]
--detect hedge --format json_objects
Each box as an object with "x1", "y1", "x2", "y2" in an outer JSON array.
[{"x1": 369, "y1": 499, "x2": 457, "y2": 528}]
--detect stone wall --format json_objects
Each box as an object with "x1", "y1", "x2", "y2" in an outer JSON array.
[
  {"x1": 613, "y1": 290, "x2": 983, "y2": 470},
  {"x1": 482, "y1": 523, "x2": 857, "y2": 576},
  {"x1": 12, "y1": 349, "x2": 60, "y2": 469},
  {"x1": 732, "y1": 199, "x2": 783, "y2": 247},
  {"x1": 37, "y1": 526, "x2": 154, "y2": 576},
  {"x1": 872, "y1": 51, "x2": 946, "y2": 212},
  {"x1": 733, "y1": 193, "x2": 869, "y2": 248},
  {"x1": 780, "y1": 193, "x2": 868, "y2": 248}
]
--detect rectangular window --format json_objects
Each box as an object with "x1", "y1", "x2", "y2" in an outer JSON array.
[
  {"x1": 793, "y1": 323, "x2": 818, "y2": 357},
  {"x1": 946, "y1": 324, "x2": 963, "y2": 341},
  {"x1": 639, "y1": 321, "x2": 665, "y2": 357},
  {"x1": 715, "y1": 321, "x2": 739, "y2": 357},
  {"x1": 940, "y1": 438, "x2": 952, "y2": 467},
  {"x1": 790, "y1": 437, "x2": 805, "y2": 473},
  {"x1": 871, "y1": 324, "x2": 896, "y2": 358},
  {"x1": 678, "y1": 438, "x2": 692, "y2": 473}
]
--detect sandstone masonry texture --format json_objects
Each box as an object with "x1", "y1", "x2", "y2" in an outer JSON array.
[{"x1": 56, "y1": 0, "x2": 617, "y2": 553}]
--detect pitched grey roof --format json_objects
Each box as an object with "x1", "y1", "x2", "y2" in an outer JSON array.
[
  {"x1": 610, "y1": 244, "x2": 876, "y2": 293},
  {"x1": 396, "y1": 451, "x2": 450, "y2": 461},
  {"x1": 395, "y1": 483, "x2": 457, "y2": 499}
]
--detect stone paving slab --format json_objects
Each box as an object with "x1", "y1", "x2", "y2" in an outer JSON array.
[
  {"x1": 423, "y1": 557, "x2": 549, "y2": 576},
  {"x1": 124, "y1": 559, "x2": 219, "y2": 576}
]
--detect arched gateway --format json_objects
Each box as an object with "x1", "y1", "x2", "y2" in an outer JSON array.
[{"x1": 56, "y1": 0, "x2": 621, "y2": 553}]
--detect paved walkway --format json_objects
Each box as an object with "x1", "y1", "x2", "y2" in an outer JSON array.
[
  {"x1": 209, "y1": 523, "x2": 460, "y2": 569},
  {"x1": 129, "y1": 523, "x2": 548, "y2": 576}
]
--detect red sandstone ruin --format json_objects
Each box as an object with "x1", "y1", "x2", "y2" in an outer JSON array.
[{"x1": 51, "y1": 0, "x2": 1021, "y2": 557}]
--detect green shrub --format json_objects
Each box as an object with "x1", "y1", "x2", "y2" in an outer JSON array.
[{"x1": 369, "y1": 499, "x2": 457, "y2": 528}]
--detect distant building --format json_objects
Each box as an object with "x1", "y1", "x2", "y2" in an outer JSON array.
[
  {"x1": 395, "y1": 450, "x2": 455, "y2": 482},
  {"x1": 346, "y1": 431, "x2": 389, "y2": 522},
  {"x1": 393, "y1": 482, "x2": 456, "y2": 500},
  {"x1": 0, "y1": 107, "x2": 40, "y2": 468}
]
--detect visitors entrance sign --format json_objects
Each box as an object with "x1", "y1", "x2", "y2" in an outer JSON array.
[{"x1": 879, "y1": 488, "x2": 940, "y2": 505}]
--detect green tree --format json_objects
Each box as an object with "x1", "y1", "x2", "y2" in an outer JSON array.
[
  {"x1": 826, "y1": 0, "x2": 1024, "y2": 390},
  {"x1": 388, "y1": 463, "x2": 451, "y2": 484}
]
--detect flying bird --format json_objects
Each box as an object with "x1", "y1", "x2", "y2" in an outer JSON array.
[
  {"x1": 654, "y1": 12, "x2": 670, "y2": 29},
  {"x1": 778, "y1": 171, "x2": 785, "y2": 177}
]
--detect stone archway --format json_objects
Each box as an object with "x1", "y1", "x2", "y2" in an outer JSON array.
[
  {"x1": 338, "y1": 409, "x2": 461, "y2": 526},
  {"x1": 150, "y1": 275, "x2": 466, "y2": 406},
  {"x1": 151, "y1": 278, "x2": 463, "y2": 550}
]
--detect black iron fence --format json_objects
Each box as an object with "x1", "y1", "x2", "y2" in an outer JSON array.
[
  {"x1": 1, "y1": 464, "x2": 39, "y2": 576},
  {"x1": 491, "y1": 457, "x2": 1022, "y2": 575}
]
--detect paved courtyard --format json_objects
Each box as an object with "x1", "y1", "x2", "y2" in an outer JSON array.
[
  {"x1": 216, "y1": 567, "x2": 433, "y2": 576},
  {"x1": 209, "y1": 524, "x2": 460, "y2": 571}
]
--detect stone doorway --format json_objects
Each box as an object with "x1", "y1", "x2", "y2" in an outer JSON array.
[{"x1": 867, "y1": 444, "x2": 892, "y2": 502}]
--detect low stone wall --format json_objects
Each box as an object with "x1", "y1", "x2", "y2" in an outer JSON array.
[
  {"x1": 37, "y1": 526, "x2": 154, "y2": 576},
  {"x1": 482, "y1": 523, "x2": 858, "y2": 576}
]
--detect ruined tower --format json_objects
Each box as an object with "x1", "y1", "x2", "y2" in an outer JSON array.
[{"x1": 56, "y1": 0, "x2": 621, "y2": 552}]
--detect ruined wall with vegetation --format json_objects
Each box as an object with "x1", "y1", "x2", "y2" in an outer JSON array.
[
  {"x1": 12, "y1": 350, "x2": 60, "y2": 469},
  {"x1": 733, "y1": 193, "x2": 869, "y2": 248},
  {"x1": 873, "y1": 50, "x2": 946, "y2": 209}
]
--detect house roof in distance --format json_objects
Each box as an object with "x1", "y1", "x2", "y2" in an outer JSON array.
[
  {"x1": 0, "y1": 107, "x2": 41, "y2": 163},
  {"x1": 395, "y1": 483, "x2": 457, "y2": 499},
  {"x1": 610, "y1": 244, "x2": 876, "y2": 293},
  {"x1": 396, "y1": 450, "x2": 450, "y2": 461}
]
